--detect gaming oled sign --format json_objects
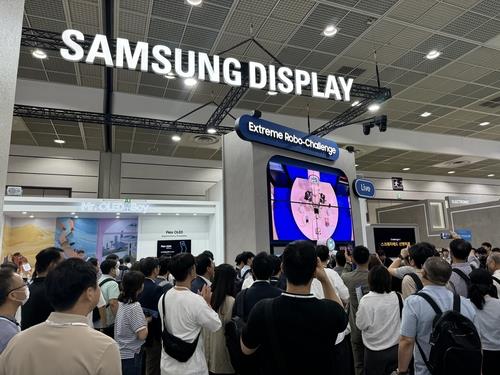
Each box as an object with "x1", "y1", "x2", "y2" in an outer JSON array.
[
  {"x1": 235, "y1": 115, "x2": 339, "y2": 161},
  {"x1": 59, "y1": 29, "x2": 354, "y2": 101}
]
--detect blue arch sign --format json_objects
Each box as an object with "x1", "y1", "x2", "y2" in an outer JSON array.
[
  {"x1": 235, "y1": 115, "x2": 339, "y2": 161},
  {"x1": 353, "y1": 179, "x2": 376, "y2": 199}
]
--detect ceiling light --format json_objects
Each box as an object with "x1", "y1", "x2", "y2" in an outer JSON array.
[
  {"x1": 116, "y1": 213, "x2": 120, "y2": 216},
  {"x1": 175, "y1": 213, "x2": 180, "y2": 216},
  {"x1": 323, "y1": 25, "x2": 338, "y2": 37},
  {"x1": 29, "y1": 215, "x2": 34, "y2": 219},
  {"x1": 448, "y1": 171, "x2": 455, "y2": 174},
  {"x1": 488, "y1": 174, "x2": 495, "y2": 177},
  {"x1": 74, "y1": 215, "x2": 79, "y2": 219},
  {"x1": 267, "y1": 91, "x2": 278, "y2": 96},
  {"x1": 186, "y1": 0, "x2": 203, "y2": 6},
  {"x1": 479, "y1": 122, "x2": 490, "y2": 126},
  {"x1": 184, "y1": 77, "x2": 197, "y2": 87},
  {"x1": 164, "y1": 72, "x2": 175, "y2": 79},
  {"x1": 32, "y1": 49, "x2": 47, "y2": 59},
  {"x1": 368, "y1": 103, "x2": 380, "y2": 112},
  {"x1": 172, "y1": 134, "x2": 181, "y2": 142},
  {"x1": 157, "y1": 213, "x2": 162, "y2": 216},
  {"x1": 355, "y1": 164, "x2": 359, "y2": 167},
  {"x1": 71, "y1": 212, "x2": 76, "y2": 215},
  {"x1": 22, "y1": 211, "x2": 27, "y2": 215},
  {"x1": 426, "y1": 50, "x2": 441, "y2": 60},
  {"x1": 207, "y1": 127, "x2": 217, "y2": 134},
  {"x1": 420, "y1": 112, "x2": 432, "y2": 117},
  {"x1": 115, "y1": 216, "x2": 120, "y2": 219},
  {"x1": 351, "y1": 100, "x2": 360, "y2": 107},
  {"x1": 403, "y1": 167, "x2": 411, "y2": 171},
  {"x1": 193, "y1": 213, "x2": 197, "y2": 216},
  {"x1": 54, "y1": 139, "x2": 65, "y2": 144}
]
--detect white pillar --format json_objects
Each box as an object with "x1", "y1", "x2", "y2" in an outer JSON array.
[
  {"x1": 358, "y1": 198, "x2": 369, "y2": 247},
  {"x1": 0, "y1": 0, "x2": 25, "y2": 256}
]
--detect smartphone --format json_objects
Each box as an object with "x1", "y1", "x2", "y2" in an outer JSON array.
[{"x1": 440, "y1": 232, "x2": 452, "y2": 240}]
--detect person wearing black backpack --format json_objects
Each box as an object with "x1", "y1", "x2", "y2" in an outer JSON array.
[
  {"x1": 448, "y1": 239, "x2": 474, "y2": 297},
  {"x1": 486, "y1": 252, "x2": 500, "y2": 296},
  {"x1": 398, "y1": 257, "x2": 480, "y2": 375}
]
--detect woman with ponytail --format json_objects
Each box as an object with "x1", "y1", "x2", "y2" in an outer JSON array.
[{"x1": 468, "y1": 269, "x2": 500, "y2": 375}]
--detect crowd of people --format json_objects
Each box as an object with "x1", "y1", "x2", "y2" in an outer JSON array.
[{"x1": 0, "y1": 239, "x2": 499, "y2": 375}]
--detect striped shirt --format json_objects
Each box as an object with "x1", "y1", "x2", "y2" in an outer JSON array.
[{"x1": 114, "y1": 302, "x2": 147, "y2": 359}]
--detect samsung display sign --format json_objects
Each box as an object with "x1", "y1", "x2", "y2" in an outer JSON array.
[
  {"x1": 59, "y1": 29, "x2": 354, "y2": 101},
  {"x1": 236, "y1": 115, "x2": 339, "y2": 161},
  {"x1": 353, "y1": 179, "x2": 376, "y2": 199}
]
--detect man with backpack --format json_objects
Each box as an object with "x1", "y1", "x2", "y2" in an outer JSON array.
[
  {"x1": 397, "y1": 257, "x2": 480, "y2": 375},
  {"x1": 448, "y1": 239, "x2": 474, "y2": 297},
  {"x1": 486, "y1": 252, "x2": 500, "y2": 295},
  {"x1": 401, "y1": 243, "x2": 437, "y2": 299},
  {"x1": 95, "y1": 259, "x2": 120, "y2": 338}
]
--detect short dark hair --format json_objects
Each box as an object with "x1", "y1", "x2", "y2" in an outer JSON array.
[
  {"x1": 241, "y1": 252, "x2": 255, "y2": 265},
  {"x1": 100, "y1": 259, "x2": 117, "y2": 275},
  {"x1": 352, "y1": 246, "x2": 370, "y2": 265},
  {"x1": 119, "y1": 271, "x2": 145, "y2": 304},
  {"x1": 0, "y1": 268, "x2": 15, "y2": 305},
  {"x1": 140, "y1": 257, "x2": 159, "y2": 277},
  {"x1": 46, "y1": 258, "x2": 97, "y2": 311},
  {"x1": 158, "y1": 257, "x2": 170, "y2": 276},
  {"x1": 201, "y1": 250, "x2": 214, "y2": 261},
  {"x1": 492, "y1": 248, "x2": 500, "y2": 253},
  {"x1": 409, "y1": 242, "x2": 437, "y2": 268},
  {"x1": 169, "y1": 253, "x2": 195, "y2": 282},
  {"x1": 235, "y1": 253, "x2": 243, "y2": 265},
  {"x1": 195, "y1": 254, "x2": 212, "y2": 276},
  {"x1": 316, "y1": 245, "x2": 330, "y2": 262},
  {"x1": 0, "y1": 262, "x2": 18, "y2": 272},
  {"x1": 123, "y1": 256, "x2": 131, "y2": 263},
  {"x1": 469, "y1": 268, "x2": 498, "y2": 310},
  {"x1": 87, "y1": 257, "x2": 98, "y2": 268},
  {"x1": 77, "y1": 250, "x2": 85, "y2": 255},
  {"x1": 35, "y1": 247, "x2": 63, "y2": 274},
  {"x1": 282, "y1": 241, "x2": 317, "y2": 286},
  {"x1": 368, "y1": 265, "x2": 392, "y2": 293},
  {"x1": 270, "y1": 254, "x2": 281, "y2": 276},
  {"x1": 252, "y1": 252, "x2": 273, "y2": 280},
  {"x1": 368, "y1": 254, "x2": 382, "y2": 270},
  {"x1": 335, "y1": 251, "x2": 346, "y2": 267},
  {"x1": 105, "y1": 254, "x2": 119, "y2": 261},
  {"x1": 450, "y1": 239, "x2": 471, "y2": 260},
  {"x1": 481, "y1": 242, "x2": 492, "y2": 249}
]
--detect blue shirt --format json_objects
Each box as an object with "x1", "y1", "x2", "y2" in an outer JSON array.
[
  {"x1": 0, "y1": 316, "x2": 20, "y2": 353},
  {"x1": 400, "y1": 285, "x2": 477, "y2": 375}
]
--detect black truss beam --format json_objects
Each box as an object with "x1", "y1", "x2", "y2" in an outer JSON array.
[
  {"x1": 102, "y1": 0, "x2": 114, "y2": 152},
  {"x1": 14, "y1": 105, "x2": 234, "y2": 135}
]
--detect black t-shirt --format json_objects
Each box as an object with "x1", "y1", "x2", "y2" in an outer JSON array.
[
  {"x1": 21, "y1": 277, "x2": 53, "y2": 330},
  {"x1": 241, "y1": 292, "x2": 348, "y2": 375}
]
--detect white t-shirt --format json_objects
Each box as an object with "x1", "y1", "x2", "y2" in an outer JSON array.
[
  {"x1": 356, "y1": 291, "x2": 401, "y2": 351},
  {"x1": 87, "y1": 289, "x2": 107, "y2": 328},
  {"x1": 311, "y1": 268, "x2": 350, "y2": 303},
  {"x1": 473, "y1": 295, "x2": 500, "y2": 351},
  {"x1": 241, "y1": 276, "x2": 255, "y2": 290},
  {"x1": 159, "y1": 287, "x2": 221, "y2": 375}
]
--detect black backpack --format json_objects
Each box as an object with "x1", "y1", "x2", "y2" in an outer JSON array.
[
  {"x1": 225, "y1": 289, "x2": 249, "y2": 373},
  {"x1": 234, "y1": 269, "x2": 252, "y2": 295},
  {"x1": 92, "y1": 278, "x2": 116, "y2": 322},
  {"x1": 415, "y1": 292, "x2": 482, "y2": 375},
  {"x1": 451, "y1": 268, "x2": 471, "y2": 296}
]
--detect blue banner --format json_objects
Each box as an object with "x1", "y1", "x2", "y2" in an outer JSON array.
[
  {"x1": 456, "y1": 229, "x2": 472, "y2": 242},
  {"x1": 235, "y1": 115, "x2": 339, "y2": 161},
  {"x1": 353, "y1": 179, "x2": 376, "y2": 199}
]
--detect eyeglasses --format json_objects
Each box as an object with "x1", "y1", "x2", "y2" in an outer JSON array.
[{"x1": 7, "y1": 283, "x2": 28, "y2": 294}]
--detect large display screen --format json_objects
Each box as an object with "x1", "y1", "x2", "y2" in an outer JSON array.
[
  {"x1": 268, "y1": 156, "x2": 354, "y2": 246},
  {"x1": 157, "y1": 240, "x2": 191, "y2": 258},
  {"x1": 373, "y1": 227, "x2": 417, "y2": 258}
]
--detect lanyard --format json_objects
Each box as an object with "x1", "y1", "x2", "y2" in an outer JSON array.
[{"x1": 46, "y1": 320, "x2": 88, "y2": 328}]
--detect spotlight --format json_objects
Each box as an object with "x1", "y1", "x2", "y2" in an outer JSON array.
[
  {"x1": 368, "y1": 103, "x2": 380, "y2": 112},
  {"x1": 323, "y1": 25, "x2": 338, "y2": 37},
  {"x1": 362, "y1": 115, "x2": 387, "y2": 136},
  {"x1": 267, "y1": 91, "x2": 278, "y2": 96},
  {"x1": 186, "y1": 0, "x2": 203, "y2": 6},
  {"x1": 362, "y1": 123, "x2": 373, "y2": 135},
  {"x1": 207, "y1": 127, "x2": 217, "y2": 134},
  {"x1": 184, "y1": 77, "x2": 197, "y2": 87},
  {"x1": 32, "y1": 49, "x2": 47, "y2": 59},
  {"x1": 164, "y1": 72, "x2": 175, "y2": 79},
  {"x1": 54, "y1": 139, "x2": 65, "y2": 144},
  {"x1": 351, "y1": 100, "x2": 360, "y2": 107},
  {"x1": 251, "y1": 109, "x2": 262, "y2": 118},
  {"x1": 426, "y1": 50, "x2": 441, "y2": 60},
  {"x1": 172, "y1": 135, "x2": 181, "y2": 142}
]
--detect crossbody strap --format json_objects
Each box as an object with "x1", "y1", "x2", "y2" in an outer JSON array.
[
  {"x1": 395, "y1": 292, "x2": 403, "y2": 318},
  {"x1": 415, "y1": 292, "x2": 442, "y2": 372},
  {"x1": 492, "y1": 276, "x2": 500, "y2": 285},
  {"x1": 161, "y1": 292, "x2": 200, "y2": 344},
  {"x1": 452, "y1": 268, "x2": 471, "y2": 286},
  {"x1": 406, "y1": 273, "x2": 424, "y2": 291}
]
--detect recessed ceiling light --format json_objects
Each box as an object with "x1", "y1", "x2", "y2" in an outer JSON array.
[
  {"x1": 29, "y1": 215, "x2": 34, "y2": 219},
  {"x1": 355, "y1": 164, "x2": 359, "y2": 167},
  {"x1": 448, "y1": 171, "x2": 455, "y2": 174},
  {"x1": 115, "y1": 216, "x2": 120, "y2": 219},
  {"x1": 426, "y1": 50, "x2": 441, "y2": 60},
  {"x1": 74, "y1": 216, "x2": 79, "y2": 219},
  {"x1": 323, "y1": 25, "x2": 338, "y2": 37},
  {"x1": 207, "y1": 127, "x2": 217, "y2": 134},
  {"x1": 32, "y1": 49, "x2": 47, "y2": 59},
  {"x1": 479, "y1": 122, "x2": 490, "y2": 126},
  {"x1": 420, "y1": 112, "x2": 432, "y2": 117},
  {"x1": 186, "y1": 0, "x2": 203, "y2": 6},
  {"x1": 488, "y1": 174, "x2": 495, "y2": 177},
  {"x1": 193, "y1": 213, "x2": 197, "y2": 216},
  {"x1": 184, "y1": 77, "x2": 197, "y2": 87},
  {"x1": 351, "y1": 100, "x2": 360, "y2": 107},
  {"x1": 22, "y1": 211, "x2": 27, "y2": 215},
  {"x1": 116, "y1": 213, "x2": 120, "y2": 216},
  {"x1": 368, "y1": 103, "x2": 380, "y2": 112},
  {"x1": 71, "y1": 212, "x2": 76, "y2": 215},
  {"x1": 403, "y1": 167, "x2": 411, "y2": 171},
  {"x1": 175, "y1": 213, "x2": 180, "y2": 216},
  {"x1": 54, "y1": 139, "x2": 65, "y2": 144},
  {"x1": 172, "y1": 134, "x2": 181, "y2": 142},
  {"x1": 267, "y1": 91, "x2": 278, "y2": 96},
  {"x1": 164, "y1": 72, "x2": 175, "y2": 79},
  {"x1": 157, "y1": 213, "x2": 162, "y2": 216}
]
